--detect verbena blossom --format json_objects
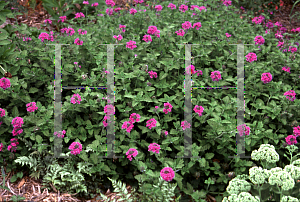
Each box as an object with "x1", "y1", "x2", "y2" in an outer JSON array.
[
  {"x1": 106, "y1": 8, "x2": 114, "y2": 16},
  {"x1": 0, "y1": 77, "x2": 11, "y2": 90},
  {"x1": 119, "y1": 24, "x2": 126, "y2": 32},
  {"x1": 286, "y1": 135, "x2": 297, "y2": 145},
  {"x1": 142, "y1": 35, "x2": 152, "y2": 43},
  {"x1": 222, "y1": 0, "x2": 232, "y2": 7},
  {"x1": 160, "y1": 167, "x2": 175, "y2": 181},
  {"x1": 175, "y1": 29, "x2": 185, "y2": 37},
  {"x1": 261, "y1": 72, "x2": 272, "y2": 84},
  {"x1": 210, "y1": 71, "x2": 222, "y2": 81},
  {"x1": 146, "y1": 118, "x2": 157, "y2": 129},
  {"x1": 7, "y1": 138, "x2": 19, "y2": 153},
  {"x1": 167, "y1": 3, "x2": 176, "y2": 10},
  {"x1": 26, "y1": 102, "x2": 38, "y2": 112},
  {"x1": 254, "y1": 35, "x2": 265, "y2": 45},
  {"x1": 265, "y1": 21, "x2": 274, "y2": 29},
  {"x1": 293, "y1": 126, "x2": 300, "y2": 137},
  {"x1": 78, "y1": 29, "x2": 87, "y2": 35},
  {"x1": 70, "y1": 93, "x2": 82, "y2": 104},
  {"x1": 0, "y1": 108, "x2": 5, "y2": 117},
  {"x1": 130, "y1": 8, "x2": 137, "y2": 15},
  {"x1": 148, "y1": 143, "x2": 161, "y2": 154},
  {"x1": 69, "y1": 142, "x2": 82, "y2": 155},
  {"x1": 113, "y1": 35, "x2": 123, "y2": 41},
  {"x1": 194, "y1": 105, "x2": 204, "y2": 116},
  {"x1": 284, "y1": 90, "x2": 296, "y2": 101},
  {"x1": 58, "y1": 16, "x2": 67, "y2": 23},
  {"x1": 182, "y1": 21, "x2": 192, "y2": 30},
  {"x1": 282, "y1": 66, "x2": 291, "y2": 73},
  {"x1": 181, "y1": 120, "x2": 191, "y2": 130},
  {"x1": 122, "y1": 120, "x2": 134, "y2": 133},
  {"x1": 44, "y1": 19, "x2": 52, "y2": 24},
  {"x1": 155, "y1": 5, "x2": 163, "y2": 11},
  {"x1": 288, "y1": 46, "x2": 297, "y2": 53},
  {"x1": 11, "y1": 117, "x2": 24, "y2": 128},
  {"x1": 126, "y1": 40, "x2": 137, "y2": 50},
  {"x1": 129, "y1": 113, "x2": 141, "y2": 123},
  {"x1": 23, "y1": 37, "x2": 31, "y2": 41},
  {"x1": 74, "y1": 38, "x2": 83, "y2": 45},
  {"x1": 61, "y1": 27, "x2": 75, "y2": 36},
  {"x1": 114, "y1": 7, "x2": 121, "y2": 13},
  {"x1": 126, "y1": 148, "x2": 138, "y2": 161},
  {"x1": 75, "y1": 12, "x2": 85, "y2": 18},
  {"x1": 163, "y1": 102, "x2": 173, "y2": 114},
  {"x1": 105, "y1": 0, "x2": 115, "y2": 7},
  {"x1": 54, "y1": 130, "x2": 66, "y2": 138},
  {"x1": 245, "y1": 52, "x2": 257, "y2": 63},
  {"x1": 104, "y1": 104, "x2": 115, "y2": 116},
  {"x1": 134, "y1": 0, "x2": 144, "y2": 3},
  {"x1": 237, "y1": 124, "x2": 251, "y2": 137},
  {"x1": 148, "y1": 70, "x2": 157, "y2": 78},
  {"x1": 179, "y1": 4, "x2": 188, "y2": 12},
  {"x1": 91, "y1": 2, "x2": 99, "y2": 7}
]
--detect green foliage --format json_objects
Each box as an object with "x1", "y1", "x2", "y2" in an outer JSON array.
[
  {"x1": 96, "y1": 176, "x2": 181, "y2": 202},
  {"x1": 223, "y1": 144, "x2": 300, "y2": 201},
  {"x1": 0, "y1": 0, "x2": 299, "y2": 201}
]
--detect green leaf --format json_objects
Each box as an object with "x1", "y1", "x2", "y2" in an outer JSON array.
[
  {"x1": 16, "y1": 172, "x2": 23, "y2": 178},
  {"x1": 35, "y1": 135, "x2": 43, "y2": 144},
  {"x1": 10, "y1": 175, "x2": 18, "y2": 183},
  {"x1": 205, "y1": 153, "x2": 214, "y2": 159},
  {"x1": 11, "y1": 106, "x2": 19, "y2": 118},
  {"x1": 0, "y1": 39, "x2": 11, "y2": 45},
  {"x1": 90, "y1": 153, "x2": 98, "y2": 164},
  {"x1": 100, "y1": 164, "x2": 110, "y2": 172},
  {"x1": 29, "y1": 88, "x2": 39, "y2": 93}
]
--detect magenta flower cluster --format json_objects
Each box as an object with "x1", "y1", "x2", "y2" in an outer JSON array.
[
  {"x1": 285, "y1": 126, "x2": 300, "y2": 145},
  {"x1": 70, "y1": 93, "x2": 82, "y2": 104},
  {"x1": 125, "y1": 146, "x2": 175, "y2": 181},
  {"x1": 68, "y1": 141, "x2": 83, "y2": 155},
  {"x1": 0, "y1": 77, "x2": 11, "y2": 90},
  {"x1": 26, "y1": 102, "x2": 38, "y2": 112}
]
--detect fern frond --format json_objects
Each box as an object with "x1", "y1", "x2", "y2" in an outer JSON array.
[{"x1": 14, "y1": 156, "x2": 38, "y2": 171}]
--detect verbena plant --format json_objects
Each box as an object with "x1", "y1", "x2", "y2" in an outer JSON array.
[{"x1": 0, "y1": 0, "x2": 300, "y2": 201}]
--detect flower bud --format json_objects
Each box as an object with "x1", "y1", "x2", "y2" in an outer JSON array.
[
  {"x1": 227, "y1": 172, "x2": 235, "y2": 179},
  {"x1": 147, "y1": 82, "x2": 152, "y2": 86},
  {"x1": 282, "y1": 142, "x2": 288, "y2": 148}
]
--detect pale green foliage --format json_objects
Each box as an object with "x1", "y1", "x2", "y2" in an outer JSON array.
[
  {"x1": 97, "y1": 176, "x2": 181, "y2": 202},
  {"x1": 284, "y1": 164, "x2": 300, "y2": 181},
  {"x1": 281, "y1": 195, "x2": 299, "y2": 202},
  {"x1": 268, "y1": 170, "x2": 295, "y2": 191},
  {"x1": 292, "y1": 159, "x2": 300, "y2": 167},
  {"x1": 222, "y1": 192, "x2": 260, "y2": 202},
  {"x1": 249, "y1": 166, "x2": 271, "y2": 185},
  {"x1": 225, "y1": 177, "x2": 251, "y2": 195},
  {"x1": 42, "y1": 161, "x2": 88, "y2": 194},
  {"x1": 14, "y1": 150, "x2": 91, "y2": 194},
  {"x1": 14, "y1": 150, "x2": 56, "y2": 180},
  {"x1": 223, "y1": 144, "x2": 300, "y2": 201},
  {"x1": 251, "y1": 144, "x2": 280, "y2": 163}
]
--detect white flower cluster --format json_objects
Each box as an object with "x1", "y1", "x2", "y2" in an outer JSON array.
[
  {"x1": 251, "y1": 144, "x2": 280, "y2": 163},
  {"x1": 222, "y1": 144, "x2": 300, "y2": 202}
]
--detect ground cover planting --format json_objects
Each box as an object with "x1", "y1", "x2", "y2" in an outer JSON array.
[{"x1": 0, "y1": 0, "x2": 300, "y2": 201}]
